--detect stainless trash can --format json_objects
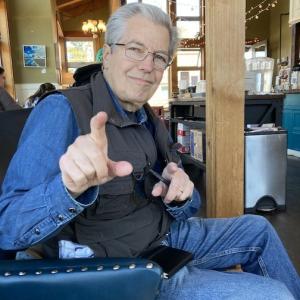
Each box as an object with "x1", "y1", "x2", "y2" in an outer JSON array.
[{"x1": 244, "y1": 129, "x2": 287, "y2": 213}]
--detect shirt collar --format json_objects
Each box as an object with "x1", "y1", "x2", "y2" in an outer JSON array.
[{"x1": 104, "y1": 79, "x2": 148, "y2": 125}]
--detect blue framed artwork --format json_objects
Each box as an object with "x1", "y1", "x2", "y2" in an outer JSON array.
[{"x1": 23, "y1": 45, "x2": 46, "y2": 68}]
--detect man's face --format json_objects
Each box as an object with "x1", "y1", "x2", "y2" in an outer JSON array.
[
  {"x1": 103, "y1": 15, "x2": 170, "y2": 112},
  {"x1": 0, "y1": 73, "x2": 5, "y2": 88}
]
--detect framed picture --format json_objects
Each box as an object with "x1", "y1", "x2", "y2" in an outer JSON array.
[{"x1": 23, "y1": 44, "x2": 46, "y2": 68}]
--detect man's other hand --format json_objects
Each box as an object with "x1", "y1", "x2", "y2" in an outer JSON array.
[{"x1": 151, "y1": 162, "x2": 194, "y2": 204}]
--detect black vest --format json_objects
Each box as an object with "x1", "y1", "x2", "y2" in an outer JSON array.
[{"x1": 42, "y1": 71, "x2": 180, "y2": 258}]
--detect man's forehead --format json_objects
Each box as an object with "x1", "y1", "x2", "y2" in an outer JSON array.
[
  {"x1": 123, "y1": 15, "x2": 169, "y2": 39},
  {"x1": 121, "y1": 16, "x2": 169, "y2": 51},
  {"x1": 125, "y1": 40, "x2": 169, "y2": 54}
]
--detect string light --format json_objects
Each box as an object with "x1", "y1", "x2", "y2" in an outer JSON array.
[
  {"x1": 246, "y1": 0, "x2": 268, "y2": 15},
  {"x1": 245, "y1": 38, "x2": 261, "y2": 45},
  {"x1": 245, "y1": 0, "x2": 278, "y2": 23},
  {"x1": 180, "y1": 37, "x2": 261, "y2": 49},
  {"x1": 180, "y1": 37, "x2": 205, "y2": 48},
  {"x1": 163, "y1": 0, "x2": 272, "y2": 49},
  {"x1": 155, "y1": 0, "x2": 277, "y2": 25}
]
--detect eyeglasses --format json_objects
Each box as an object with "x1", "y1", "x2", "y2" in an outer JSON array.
[{"x1": 110, "y1": 42, "x2": 171, "y2": 70}]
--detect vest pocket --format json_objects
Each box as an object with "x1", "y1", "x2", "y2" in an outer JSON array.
[{"x1": 100, "y1": 176, "x2": 134, "y2": 195}]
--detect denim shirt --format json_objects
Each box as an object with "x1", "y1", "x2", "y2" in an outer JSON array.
[{"x1": 0, "y1": 93, "x2": 200, "y2": 250}]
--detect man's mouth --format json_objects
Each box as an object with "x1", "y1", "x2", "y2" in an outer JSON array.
[{"x1": 128, "y1": 76, "x2": 153, "y2": 85}]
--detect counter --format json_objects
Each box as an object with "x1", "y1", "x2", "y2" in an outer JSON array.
[{"x1": 170, "y1": 93, "x2": 285, "y2": 127}]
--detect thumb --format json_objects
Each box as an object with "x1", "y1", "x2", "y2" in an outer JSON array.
[
  {"x1": 163, "y1": 162, "x2": 179, "y2": 179},
  {"x1": 152, "y1": 182, "x2": 167, "y2": 197},
  {"x1": 90, "y1": 112, "x2": 108, "y2": 143},
  {"x1": 107, "y1": 159, "x2": 133, "y2": 178}
]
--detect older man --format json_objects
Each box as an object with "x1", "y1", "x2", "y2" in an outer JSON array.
[
  {"x1": 0, "y1": 67, "x2": 21, "y2": 111},
  {"x1": 0, "y1": 3, "x2": 299, "y2": 299}
]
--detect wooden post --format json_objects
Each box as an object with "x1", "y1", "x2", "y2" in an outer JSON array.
[
  {"x1": 205, "y1": 0, "x2": 245, "y2": 217},
  {"x1": 0, "y1": 0, "x2": 15, "y2": 97},
  {"x1": 109, "y1": 0, "x2": 121, "y2": 14}
]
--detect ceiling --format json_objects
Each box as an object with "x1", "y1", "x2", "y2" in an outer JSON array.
[{"x1": 56, "y1": 0, "x2": 103, "y2": 19}]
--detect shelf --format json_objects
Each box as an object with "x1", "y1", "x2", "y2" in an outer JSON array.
[
  {"x1": 170, "y1": 118, "x2": 206, "y2": 130},
  {"x1": 170, "y1": 99, "x2": 206, "y2": 105},
  {"x1": 179, "y1": 153, "x2": 206, "y2": 170}
]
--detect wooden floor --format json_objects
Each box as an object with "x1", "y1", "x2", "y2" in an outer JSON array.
[{"x1": 185, "y1": 155, "x2": 300, "y2": 273}]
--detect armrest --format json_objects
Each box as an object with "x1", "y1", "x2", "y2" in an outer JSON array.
[{"x1": 0, "y1": 258, "x2": 162, "y2": 300}]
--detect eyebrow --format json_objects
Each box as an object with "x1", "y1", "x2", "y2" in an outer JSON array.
[{"x1": 126, "y1": 40, "x2": 169, "y2": 56}]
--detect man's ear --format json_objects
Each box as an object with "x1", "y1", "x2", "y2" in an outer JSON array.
[{"x1": 102, "y1": 44, "x2": 111, "y2": 69}]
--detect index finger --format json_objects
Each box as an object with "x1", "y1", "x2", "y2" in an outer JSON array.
[{"x1": 90, "y1": 112, "x2": 108, "y2": 143}]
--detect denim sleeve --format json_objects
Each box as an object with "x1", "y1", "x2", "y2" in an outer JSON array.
[
  {"x1": 0, "y1": 94, "x2": 98, "y2": 250},
  {"x1": 165, "y1": 188, "x2": 201, "y2": 221}
]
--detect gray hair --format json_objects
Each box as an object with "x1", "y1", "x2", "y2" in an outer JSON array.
[{"x1": 105, "y1": 3, "x2": 178, "y2": 58}]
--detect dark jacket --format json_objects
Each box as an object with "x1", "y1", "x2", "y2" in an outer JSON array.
[{"x1": 0, "y1": 87, "x2": 21, "y2": 112}]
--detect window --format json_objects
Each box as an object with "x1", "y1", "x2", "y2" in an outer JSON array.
[
  {"x1": 143, "y1": 0, "x2": 167, "y2": 12},
  {"x1": 177, "y1": 21, "x2": 201, "y2": 39},
  {"x1": 177, "y1": 49, "x2": 201, "y2": 67},
  {"x1": 172, "y1": 0, "x2": 205, "y2": 93},
  {"x1": 65, "y1": 38, "x2": 95, "y2": 73},
  {"x1": 149, "y1": 71, "x2": 169, "y2": 107},
  {"x1": 245, "y1": 41, "x2": 267, "y2": 59},
  {"x1": 176, "y1": 0, "x2": 199, "y2": 17},
  {"x1": 177, "y1": 49, "x2": 202, "y2": 90}
]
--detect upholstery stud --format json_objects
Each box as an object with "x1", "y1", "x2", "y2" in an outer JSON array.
[
  {"x1": 4, "y1": 272, "x2": 11, "y2": 277},
  {"x1": 18, "y1": 272, "x2": 26, "y2": 276},
  {"x1": 129, "y1": 264, "x2": 136, "y2": 269},
  {"x1": 35, "y1": 271, "x2": 42, "y2": 275},
  {"x1": 51, "y1": 270, "x2": 58, "y2": 274},
  {"x1": 146, "y1": 263, "x2": 154, "y2": 269},
  {"x1": 66, "y1": 268, "x2": 73, "y2": 273},
  {"x1": 81, "y1": 267, "x2": 88, "y2": 272},
  {"x1": 96, "y1": 266, "x2": 103, "y2": 271},
  {"x1": 113, "y1": 265, "x2": 120, "y2": 270}
]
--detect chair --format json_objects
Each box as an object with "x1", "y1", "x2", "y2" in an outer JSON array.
[{"x1": 0, "y1": 109, "x2": 162, "y2": 300}]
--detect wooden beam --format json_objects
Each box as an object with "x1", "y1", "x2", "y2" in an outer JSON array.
[
  {"x1": 57, "y1": 0, "x2": 85, "y2": 10},
  {"x1": 205, "y1": 0, "x2": 245, "y2": 217},
  {"x1": 57, "y1": 20, "x2": 64, "y2": 38},
  {"x1": 109, "y1": 0, "x2": 121, "y2": 14},
  {"x1": 201, "y1": 0, "x2": 206, "y2": 79},
  {"x1": 50, "y1": 0, "x2": 62, "y2": 84},
  {"x1": 169, "y1": 0, "x2": 177, "y2": 95},
  {"x1": 0, "y1": 0, "x2": 15, "y2": 98}
]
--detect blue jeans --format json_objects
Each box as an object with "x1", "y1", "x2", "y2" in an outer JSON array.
[{"x1": 158, "y1": 215, "x2": 300, "y2": 300}]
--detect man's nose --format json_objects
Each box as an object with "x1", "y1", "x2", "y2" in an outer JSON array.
[{"x1": 138, "y1": 53, "x2": 155, "y2": 72}]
